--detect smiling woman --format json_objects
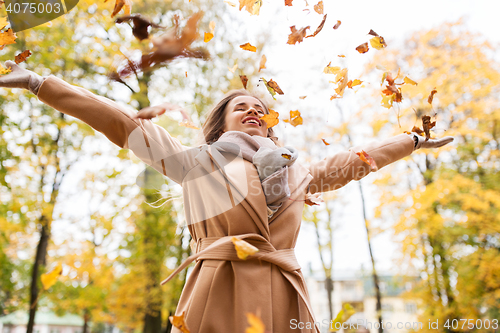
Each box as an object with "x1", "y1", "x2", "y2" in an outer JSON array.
[{"x1": 0, "y1": 61, "x2": 453, "y2": 333}]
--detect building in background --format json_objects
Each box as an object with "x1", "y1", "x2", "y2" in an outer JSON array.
[
  {"x1": 305, "y1": 271, "x2": 421, "y2": 333},
  {"x1": 0, "y1": 311, "x2": 84, "y2": 333}
]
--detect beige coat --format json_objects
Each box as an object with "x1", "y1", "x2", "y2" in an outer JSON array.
[{"x1": 37, "y1": 75, "x2": 415, "y2": 332}]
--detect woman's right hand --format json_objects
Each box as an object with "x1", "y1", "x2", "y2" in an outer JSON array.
[{"x1": 0, "y1": 60, "x2": 45, "y2": 94}]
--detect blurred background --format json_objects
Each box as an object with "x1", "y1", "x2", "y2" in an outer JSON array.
[{"x1": 1, "y1": 0, "x2": 499, "y2": 332}]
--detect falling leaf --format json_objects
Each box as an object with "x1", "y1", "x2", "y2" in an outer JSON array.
[
  {"x1": 232, "y1": 236, "x2": 259, "y2": 260},
  {"x1": 259, "y1": 55, "x2": 266, "y2": 72},
  {"x1": 0, "y1": 17, "x2": 9, "y2": 30},
  {"x1": 332, "y1": 68, "x2": 348, "y2": 98},
  {"x1": 246, "y1": 313, "x2": 265, "y2": 333},
  {"x1": 331, "y1": 303, "x2": 356, "y2": 330},
  {"x1": 259, "y1": 108, "x2": 279, "y2": 128},
  {"x1": 404, "y1": 76, "x2": 418, "y2": 85},
  {"x1": 313, "y1": 0, "x2": 323, "y2": 14},
  {"x1": 355, "y1": 42, "x2": 369, "y2": 54},
  {"x1": 368, "y1": 29, "x2": 379, "y2": 37},
  {"x1": 306, "y1": 14, "x2": 327, "y2": 38},
  {"x1": 41, "y1": 263, "x2": 62, "y2": 290},
  {"x1": 169, "y1": 311, "x2": 190, "y2": 333},
  {"x1": 323, "y1": 63, "x2": 341, "y2": 74},
  {"x1": 338, "y1": 54, "x2": 345, "y2": 58},
  {"x1": 228, "y1": 64, "x2": 238, "y2": 73},
  {"x1": 179, "y1": 119, "x2": 200, "y2": 129},
  {"x1": 369, "y1": 36, "x2": 387, "y2": 49},
  {"x1": 285, "y1": 0, "x2": 293, "y2": 5},
  {"x1": 380, "y1": 93, "x2": 395, "y2": 109},
  {"x1": 115, "y1": 14, "x2": 165, "y2": 41},
  {"x1": 305, "y1": 192, "x2": 324, "y2": 206},
  {"x1": 14, "y1": 50, "x2": 32, "y2": 64},
  {"x1": 282, "y1": 153, "x2": 291, "y2": 160},
  {"x1": 105, "y1": 0, "x2": 132, "y2": 18},
  {"x1": 321, "y1": 138, "x2": 330, "y2": 145},
  {"x1": 428, "y1": 88, "x2": 437, "y2": 104},
  {"x1": 240, "y1": 75, "x2": 248, "y2": 89},
  {"x1": 333, "y1": 20, "x2": 341, "y2": 30},
  {"x1": 204, "y1": 32, "x2": 213, "y2": 42},
  {"x1": 347, "y1": 79, "x2": 363, "y2": 88},
  {"x1": 240, "y1": 42, "x2": 257, "y2": 52},
  {"x1": 356, "y1": 150, "x2": 378, "y2": 171},
  {"x1": 422, "y1": 115, "x2": 435, "y2": 141},
  {"x1": 260, "y1": 77, "x2": 283, "y2": 99},
  {"x1": 299, "y1": 96, "x2": 307, "y2": 99},
  {"x1": 185, "y1": 71, "x2": 188, "y2": 77},
  {"x1": 412, "y1": 125, "x2": 425, "y2": 136},
  {"x1": 239, "y1": 0, "x2": 262, "y2": 15},
  {"x1": 283, "y1": 110, "x2": 303, "y2": 127},
  {"x1": 224, "y1": 0, "x2": 237, "y2": 6},
  {"x1": 0, "y1": 63, "x2": 12, "y2": 75},
  {"x1": 287, "y1": 26, "x2": 310, "y2": 45},
  {"x1": 0, "y1": 28, "x2": 17, "y2": 48}
]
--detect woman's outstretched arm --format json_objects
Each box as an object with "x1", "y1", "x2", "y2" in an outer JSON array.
[{"x1": 0, "y1": 61, "x2": 197, "y2": 184}]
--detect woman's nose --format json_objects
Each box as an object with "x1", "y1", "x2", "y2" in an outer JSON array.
[{"x1": 247, "y1": 108, "x2": 258, "y2": 116}]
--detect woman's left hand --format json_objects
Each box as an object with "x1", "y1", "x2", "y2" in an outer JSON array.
[{"x1": 408, "y1": 132, "x2": 454, "y2": 150}]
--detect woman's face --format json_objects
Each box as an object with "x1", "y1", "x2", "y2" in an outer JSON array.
[{"x1": 223, "y1": 95, "x2": 269, "y2": 137}]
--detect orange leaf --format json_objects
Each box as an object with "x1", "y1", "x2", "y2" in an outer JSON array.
[
  {"x1": 204, "y1": 32, "x2": 213, "y2": 42},
  {"x1": 306, "y1": 14, "x2": 327, "y2": 38},
  {"x1": 239, "y1": 75, "x2": 248, "y2": 89},
  {"x1": 239, "y1": 0, "x2": 262, "y2": 15},
  {"x1": 285, "y1": 0, "x2": 293, "y2": 5},
  {"x1": 259, "y1": 55, "x2": 266, "y2": 72},
  {"x1": 246, "y1": 312, "x2": 265, "y2": 333},
  {"x1": 259, "y1": 108, "x2": 279, "y2": 128},
  {"x1": 428, "y1": 88, "x2": 437, "y2": 104},
  {"x1": 347, "y1": 79, "x2": 362, "y2": 88},
  {"x1": 321, "y1": 138, "x2": 330, "y2": 145},
  {"x1": 299, "y1": 95, "x2": 307, "y2": 99},
  {"x1": 287, "y1": 25, "x2": 310, "y2": 45},
  {"x1": 313, "y1": 0, "x2": 323, "y2": 14},
  {"x1": 356, "y1": 150, "x2": 378, "y2": 171},
  {"x1": 333, "y1": 20, "x2": 341, "y2": 30},
  {"x1": 411, "y1": 126, "x2": 424, "y2": 136},
  {"x1": 15, "y1": 50, "x2": 32, "y2": 64},
  {"x1": 110, "y1": 0, "x2": 132, "y2": 18},
  {"x1": 355, "y1": 42, "x2": 369, "y2": 54},
  {"x1": 283, "y1": 110, "x2": 303, "y2": 127},
  {"x1": 267, "y1": 79, "x2": 284, "y2": 95},
  {"x1": 232, "y1": 237, "x2": 259, "y2": 260},
  {"x1": 169, "y1": 311, "x2": 190, "y2": 333},
  {"x1": 0, "y1": 28, "x2": 17, "y2": 48},
  {"x1": 281, "y1": 153, "x2": 291, "y2": 160},
  {"x1": 240, "y1": 42, "x2": 257, "y2": 52}
]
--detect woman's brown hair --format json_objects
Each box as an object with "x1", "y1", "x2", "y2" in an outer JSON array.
[{"x1": 202, "y1": 89, "x2": 277, "y2": 145}]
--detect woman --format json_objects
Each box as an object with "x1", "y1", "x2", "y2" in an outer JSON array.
[{"x1": 0, "y1": 61, "x2": 453, "y2": 332}]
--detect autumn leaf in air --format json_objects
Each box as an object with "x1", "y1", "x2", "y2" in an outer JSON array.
[
  {"x1": 368, "y1": 29, "x2": 379, "y2": 37},
  {"x1": 369, "y1": 36, "x2": 387, "y2": 50},
  {"x1": 428, "y1": 88, "x2": 437, "y2": 104},
  {"x1": 404, "y1": 76, "x2": 418, "y2": 85},
  {"x1": 204, "y1": 21, "x2": 216, "y2": 42},
  {"x1": 169, "y1": 311, "x2": 190, "y2": 333},
  {"x1": 299, "y1": 95, "x2": 307, "y2": 99},
  {"x1": 14, "y1": 50, "x2": 32, "y2": 64},
  {"x1": 41, "y1": 263, "x2": 63, "y2": 290},
  {"x1": 259, "y1": 108, "x2": 279, "y2": 128},
  {"x1": 228, "y1": 64, "x2": 238, "y2": 73},
  {"x1": 0, "y1": 63, "x2": 12, "y2": 75},
  {"x1": 260, "y1": 77, "x2": 283, "y2": 99},
  {"x1": 287, "y1": 26, "x2": 310, "y2": 45},
  {"x1": 259, "y1": 55, "x2": 267, "y2": 72},
  {"x1": 421, "y1": 115, "x2": 435, "y2": 141},
  {"x1": 239, "y1": 0, "x2": 262, "y2": 15},
  {"x1": 313, "y1": 0, "x2": 323, "y2": 14},
  {"x1": 224, "y1": 0, "x2": 236, "y2": 6},
  {"x1": 321, "y1": 138, "x2": 330, "y2": 145},
  {"x1": 115, "y1": 14, "x2": 165, "y2": 41},
  {"x1": 105, "y1": 0, "x2": 132, "y2": 18},
  {"x1": 356, "y1": 150, "x2": 378, "y2": 171},
  {"x1": 330, "y1": 68, "x2": 348, "y2": 98},
  {"x1": 333, "y1": 20, "x2": 341, "y2": 30},
  {"x1": 0, "y1": 28, "x2": 17, "y2": 50},
  {"x1": 246, "y1": 312, "x2": 265, "y2": 333},
  {"x1": 355, "y1": 42, "x2": 369, "y2": 54},
  {"x1": 232, "y1": 237, "x2": 259, "y2": 260},
  {"x1": 240, "y1": 75, "x2": 249, "y2": 89},
  {"x1": 331, "y1": 303, "x2": 356, "y2": 330},
  {"x1": 347, "y1": 79, "x2": 362, "y2": 89},
  {"x1": 323, "y1": 63, "x2": 341, "y2": 74},
  {"x1": 306, "y1": 14, "x2": 327, "y2": 38},
  {"x1": 283, "y1": 110, "x2": 303, "y2": 127},
  {"x1": 285, "y1": 0, "x2": 293, "y2": 5},
  {"x1": 240, "y1": 42, "x2": 257, "y2": 52},
  {"x1": 0, "y1": 17, "x2": 9, "y2": 30}
]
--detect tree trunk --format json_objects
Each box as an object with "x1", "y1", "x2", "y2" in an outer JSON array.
[
  {"x1": 83, "y1": 308, "x2": 90, "y2": 333},
  {"x1": 27, "y1": 220, "x2": 50, "y2": 333}
]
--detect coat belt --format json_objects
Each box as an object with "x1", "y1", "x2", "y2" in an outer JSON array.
[{"x1": 160, "y1": 233, "x2": 320, "y2": 333}]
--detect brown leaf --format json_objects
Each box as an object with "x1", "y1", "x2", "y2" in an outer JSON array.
[
  {"x1": 115, "y1": 14, "x2": 165, "y2": 41},
  {"x1": 333, "y1": 20, "x2": 341, "y2": 30},
  {"x1": 240, "y1": 42, "x2": 257, "y2": 52},
  {"x1": 306, "y1": 14, "x2": 327, "y2": 38},
  {"x1": 412, "y1": 126, "x2": 425, "y2": 136},
  {"x1": 15, "y1": 50, "x2": 32, "y2": 64},
  {"x1": 287, "y1": 26, "x2": 310, "y2": 45},
  {"x1": 267, "y1": 79, "x2": 284, "y2": 95},
  {"x1": 355, "y1": 42, "x2": 369, "y2": 54},
  {"x1": 239, "y1": 75, "x2": 248, "y2": 89},
  {"x1": 428, "y1": 88, "x2": 437, "y2": 104},
  {"x1": 368, "y1": 29, "x2": 379, "y2": 37},
  {"x1": 299, "y1": 96, "x2": 307, "y2": 99},
  {"x1": 313, "y1": 0, "x2": 323, "y2": 14},
  {"x1": 422, "y1": 115, "x2": 435, "y2": 141}
]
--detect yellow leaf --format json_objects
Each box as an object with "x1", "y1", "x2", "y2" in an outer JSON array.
[
  {"x1": 228, "y1": 64, "x2": 238, "y2": 73},
  {"x1": 380, "y1": 93, "x2": 395, "y2": 109},
  {"x1": 232, "y1": 237, "x2": 259, "y2": 260},
  {"x1": 0, "y1": 17, "x2": 9, "y2": 30},
  {"x1": 330, "y1": 303, "x2": 356, "y2": 332},
  {"x1": 0, "y1": 28, "x2": 17, "y2": 48},
  {"x1": 204, "y1": 32, "x2": 213, "y2": 42},
  {"x1": 246, "y1": 312, "x2": 265, "y2": 333},
  {"x1": 404, "y1": 76, "x2": 418, "y2": 85},
  {"x1": 239, "y1": 0, "x2": 262, "y2": 15},
  {"x1": 41, "y1": 263, "x2": 62, "y2": 290},
  {"x1": 283, "y1": 110, "x2": 303, "y2": 127},
  {"x1": 323, "y1": 65, "x2": 341, "y2": 74},
  {"x1": 209, "y1": 21, "x2": 216, "y2": 33},
  {"x1": 347, "y1": 79, "x2": 363, "y2": 88},
  {"x1": 240, "y1": 42, "x2": 257, "y2": 52},
  {"x1": 369, "y1": 36, "x2": 387, "y2": 50},
  {"x1": 259, "y1": 109, "x2": 279, "y2": 128},
  {"x1": 0, "y1": 63, "x2": 12, "y2": 75},
  {"x1": 169, "y1": 311, "x2": 190, "y2": 333}
]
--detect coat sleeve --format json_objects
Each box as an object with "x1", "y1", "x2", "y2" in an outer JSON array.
[
  {"x1": 36, "y1": 75, "x2": 198, "y2": 184},
  {"x1": 306, "y1": 134, "x2": 414, "y2": 194}
]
